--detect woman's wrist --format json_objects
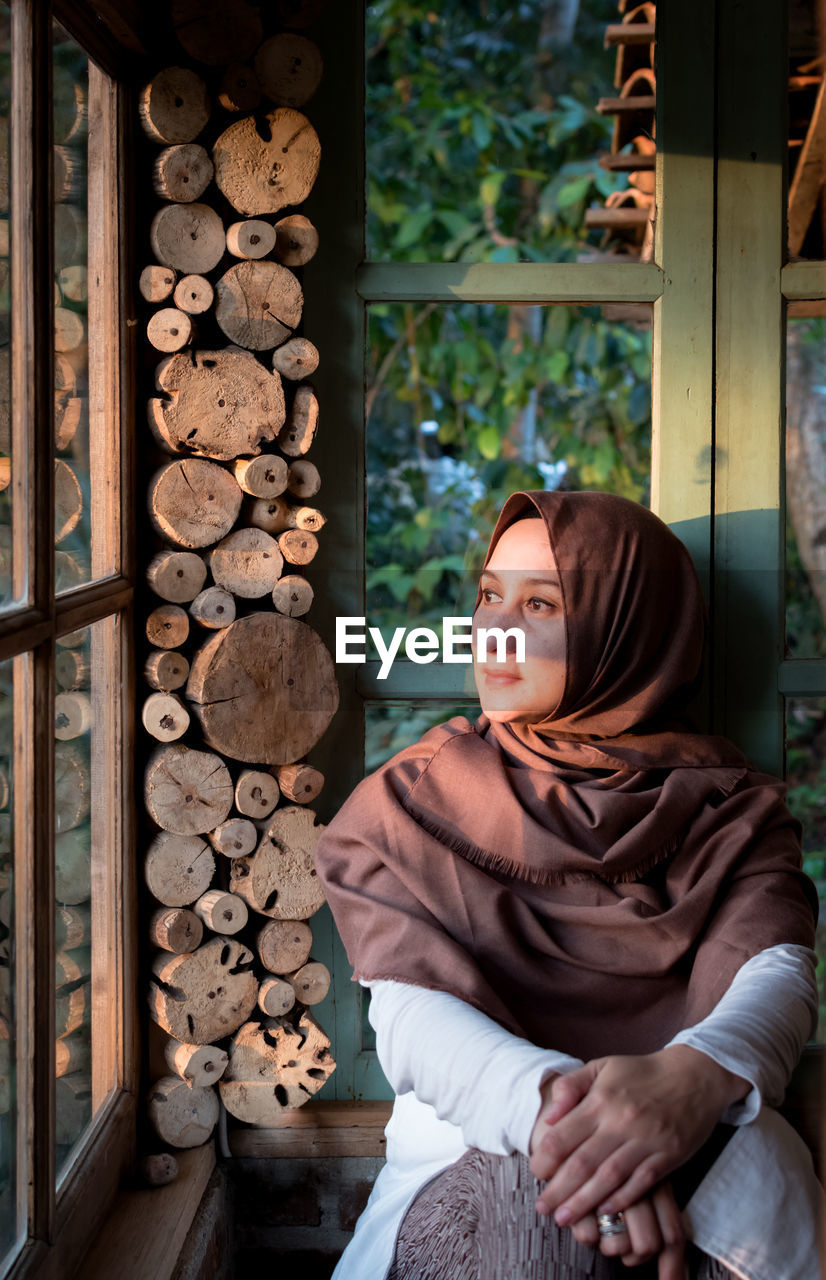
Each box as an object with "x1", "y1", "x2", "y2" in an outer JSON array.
[{"x1": 654, "y1": 1043, "x2": 750, "y2": 1113}]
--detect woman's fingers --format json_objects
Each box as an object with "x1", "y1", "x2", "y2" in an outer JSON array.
[
  {"x1": 529, "y1": 1105, "x2": 600, "y2": 1185},
  {"x1": 569, "y1": 1213, "x2": 599, "y2": 1247},
  {"x1": 536, "y1": 1139, "x2": 660, "y2": 1221},
  {"x1": 544, "y1": 1064, "x2": 596, "y2": 1126},
  {"x1": 650, "y1": 1183, "x2": 686, "y2": 1280},
  {"x1": 598, "y1": 1199, "x2": 660, "y2": 1261}
]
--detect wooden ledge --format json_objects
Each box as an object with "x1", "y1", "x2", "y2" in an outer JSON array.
[
  {"x1": 81, "y1": 1143, "x2": 216, "y2": 1280},
  {"x1": 228, "y1": 1100, "x2": 393, "y2": 1158}
]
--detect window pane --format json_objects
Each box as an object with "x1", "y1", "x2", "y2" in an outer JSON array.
[
  {"x1": 0, "y1": 656, "x2": 22, "y2": 1264},
  {"x1": 787, "y1": 13, "x2": 824, "y2": 261},
  {"x1": 366, "y1": 302, "x2": 651, "y2": 630},
  {"x1": 785, "y1": 696, "x2": 826, "y2": 1042},
  {"x1": 366, "y1": 0, "x2": 655, "y2": 263},
  {"x1": 365, "y1": 700, "x2": 481, "y2": 773},
  {"x1": 55, "y1": 616, "x2": 117, "y2": 1179},
  {"x1": 785, "y1": 315, "x2": 826, "y2": 658},
  {"x1": 0, "y1": 3, "x2": 24, "y2": 611},
  {"x1": 53, "y1": 25, "x2": 118, "y2": 591}
]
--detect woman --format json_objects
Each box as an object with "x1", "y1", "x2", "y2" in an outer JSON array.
[{"x1": 316, "y1": 490, "x2": 821, "y2": 1279}]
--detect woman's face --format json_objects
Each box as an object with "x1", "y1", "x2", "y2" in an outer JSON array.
[{"x1": 472, "y1": 517, "x2": 566, "y2": 724}]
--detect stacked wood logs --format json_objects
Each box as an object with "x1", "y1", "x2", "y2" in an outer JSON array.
[
  {"x1": 585, "y1": 0, "x2": 657, "y2": 261},
  {"x1": 138, "y1": 1, "x2": 338, "y2": 1153}
]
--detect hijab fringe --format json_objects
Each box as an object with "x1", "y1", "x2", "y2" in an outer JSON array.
[{"x1": 409, "y1": 806, "x2": 683, "y2": 887}]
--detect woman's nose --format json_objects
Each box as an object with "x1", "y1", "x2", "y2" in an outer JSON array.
[{"x1": 486, "y1": 627, "x2": 519, "y2": 655}]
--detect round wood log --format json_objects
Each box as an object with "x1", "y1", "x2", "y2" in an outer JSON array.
[
  {"x1": 57, "y1": 627, "x2": 89, "y2": 650},
  {"x1": 146, "y1": 604, "x2": 190, "y2": 650},
  {"x1": 56, "y1": 1030, "x2": 91, "y2": 1079},
  {"x1": 208, "y1": 528, "x2": 283, "y2": 598},
  {"x1": 206, "y1": 818, "x2": 258, "y2": 859},
  {"x1": 286, "y1": 959, "x2": 329, "y2": 1006},
  {"x1": 139, "y1": 1153, "x2": 179, "y2": 1187},
  {"x1": 212, "y1": 109, "x2": 321, "y2": 217},
  {"x1": 0, "y1": 458, "x2": 9, "y2": 492},
  {"x1": 55, "y1": 745, "x2": 91, "y2": 834},
  {"x1": 54, "y1": 459, "x2": 82, "y2": 544},
  {"x1": 144, "y1": 831, "x2": 215, "y2": 906},
  {"x1": 55, "y1": 827, "x2": 91, "y2": 903},
  {"x1": 273, "y1": 214, "x2": 319, "y2": 267},
  {"x1": 55, "y1": 648, "x2": 91, "y2": 691},
  {"x1": 149, "y1": 906, "x2": 203, "y2": 954},
  {"x1": 54, "y1": 692, "x2": 92, "y2": 740},
  {"x1": 273, "y1": 338, "x2": 319, "y2": 382},
  {"x1": 256, "y1": 919, "x2": 312, "y2": 974},
  {"x1": 173, "y1": 274, "x2": 214, "y2": 315},
  {"x1": 54, "y1": 306, "x2": 85, "y2": 356},
  {"x1": 153, "y1": 144, "x2": 214, "y2": 203},
  {"x1": 144, "y1": 650, "x2": 191, "y2": 692},
  {"x1": 271, "y1": 573, "x2": 313, "y2": 617},
  {"x1": 147, "y1": 1075, "x2": 219, "y2": 1148},
  {"x1": 149, "y1": 937, "x2": 257, "y2": 1044},
  {"x1": 277, "y1": 383, "x2": 318, "y2": 456},
  {"x1": 258, "y1": 976, "x2": 295, "y2": 1017},
  {"x1": 147, "y1": 550, "x2": 207, "y2": 603},
  {"x1": 56, "y1": 1074, "x2": 93, "y2": 1144},
  {"x1": 53, "y1": 147, "x2": 81, "y2": 203},
  {"x1": 276, "y1": 762, "x2": 324, "y2": 804},
  {"x1": 190, "y1": 586, "x2": 235, "y2": 630},
  {"x1": 186, "y1": 614, "x2": 339, "y2": 765},
  {"x1": 219, "y1": 1010, "x2": 335, "y2": 1121},
  {"x1": 164, "y1": 1038, "x2": 228, "y2": 1088},
  {"x1": 254, "y1": 34, "x2": 323, "y2": 108},
  {"x1": 229, "y1": 805, "x2": 325, "y2": 919},
  {"x1": 142, "y1": 692, "x2": 191, "y2": 742},
  {"x1": 235, "y1": 769, "x2": 280, "y2": 819},
  {"x1": 139, "y1": 264, "x2": 177, "y2": 303},
  {"x1": 275, "y1": 0, "x2": 324, "y2": 29},
  {"x1": 226, "y1": 219, "x2": 276, "y2": 260},
  {"x1": 54, "y1": 208, "x2": 87, "y2": 274},
  {"x1": 55, "y1": 395, "x2": 82, "y2": 452},
  {"x1": 56, "y1": 902, "x2": 91, "y2": 951},
  {"x1": 248, "y1": 496, "x2": 289, "y2": 534},
  {"x1": 192, "y1": 888, "x2": 248, "y2": 934},
  {"x1": 214, "y1": 260, "x2": 303, "y2": 351},
  {"x1": 0, "y1": 764, "x2": 8, "y2": 811},
  {"x1": 149, "y1": 348, "x2": 285, "y2": 461},
  {"x1": 232, "y1": 454, "x2": 289, "y2": 499},
  {"x1": 55, "y1": 550, "x2": 84, "y2": 594},
  {"x1": 145, "y1": 745, "x2": 234, "y2": 836},
  {"x1": 147, "y1": 307, "x2": 196, "y2": 353},
  {"x1": 286, "y1": 459, "x2": 320, "y2": 498},
  {"x1": 170, "y1": 0, "x2": 263, "y2": 66},
  {"x1": 148, "y1": 459, "x2": 243, "y2": 549},
  {"x1": 138, "y1": 68, "x2": 211, "y2": 145},
  {"x1": 57, "y1": 265, "x2": 87, "y2": 303},
  {"x1": 262, "y1": 502, "x2": 325, "y2": 534},
  {"x1": 55, "y1": 982, "x2": 89, "y2": 1038},
  {"x1": 277, "y1": 529, "x2": 318, "y2": 566},
  {"x1": 149, "y1": 202, "x2": 225, "y2": 275},
  {"x1": 218, "y1": 64, "x2": 262, "y2": 113},
  {"x1": 56, "y1": 949, "x2": 90, "y2": 989}
]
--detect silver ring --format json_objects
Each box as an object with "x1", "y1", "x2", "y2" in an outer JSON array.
[{"x1": 596, "y1": 1212, "x2": 627, "y2": 1237}]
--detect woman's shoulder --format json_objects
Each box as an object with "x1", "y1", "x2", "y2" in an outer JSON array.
[{"x1": 367, "y1": 713, "x2": 480, "y2": 788}]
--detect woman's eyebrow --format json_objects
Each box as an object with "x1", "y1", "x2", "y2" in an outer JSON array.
[{"x1": 479, "y1": 570, "x2": 562, "y2": 588}]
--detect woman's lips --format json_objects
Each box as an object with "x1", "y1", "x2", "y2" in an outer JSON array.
[{"x1": 483, "y1": 669, "x2": 522, "y2": 684}]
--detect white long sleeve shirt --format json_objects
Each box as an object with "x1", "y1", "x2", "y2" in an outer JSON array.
[{"x1": 331, "y1": 944, "x2": 822, "y2": 1280}]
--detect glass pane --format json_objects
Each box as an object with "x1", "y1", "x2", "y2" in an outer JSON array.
[
  {"x1": 785, "y1": 315, "x2": 826, "y2": 658},
  {"x1": 787, "y1": 12, "x2": 824, "y2": 261},
  {"x1": 366, "y1": 699, "x2": 482, "y2": 773},
  {"x1": 366, "y1": 302, "x2": 651, "y2": 630},
  {"x1": 785, "y1": 696, "x2": 826, "y2": 1042},
  {"x1": 0, "y1": 656, "x2": 22, "y2": 1264},
  {"x1": 0, "y1": 3, "x2": 23, "y2": 611},
  {"x1": 53, "y1": 25, "x2": 117, "y2": 591},
  {"x1": 55, "y1": 617, "x2": 117, "y2": 1179},
  {"x1": 366, "y1": 0, "x2": 655, "y2": 263}
]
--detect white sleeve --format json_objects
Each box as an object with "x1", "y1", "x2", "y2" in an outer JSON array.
[
  {"x1": 365, "y1": 979, "x2": 585, "y2": 1158},
  {"x1": 664, "y1": 943, "x2": 818, "y2": 1124}
]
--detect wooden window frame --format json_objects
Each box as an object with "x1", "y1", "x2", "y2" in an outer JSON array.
[
  {"x1": 1, "y1": 3, "x2": 138, "y2": 1277},
  {"x1": 302, "y1": 0, "x2": 826, "y2": 1111}
]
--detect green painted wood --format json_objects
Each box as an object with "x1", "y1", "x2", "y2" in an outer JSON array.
[
  {"x1": 355, "y1": 659, "x2": 478, "y2": 699},
  {"x1": 712, "y1": 0, "x2": 787, "y2": 777},
  {"x1": 781, "y1": 261, "x2": 826, "y2": 299},
  {"x1": 649, "y1": 0, "x2": 716, "y2": 600},
  {"x1": 356, "y1": 262, "x2": 664, "y2": 304},
  {"x1": 777, "y1": 660, "x2": 826, "y2": 696}
]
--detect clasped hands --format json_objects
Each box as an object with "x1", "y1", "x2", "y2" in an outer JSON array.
[{"x1": 528, "y1": 1046, "x2": 749, "y2": 1278}]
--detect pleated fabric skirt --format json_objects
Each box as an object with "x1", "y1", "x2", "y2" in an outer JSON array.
[{"x1": 387, "y1": 1149, "x2": 735, "y2": 1280}]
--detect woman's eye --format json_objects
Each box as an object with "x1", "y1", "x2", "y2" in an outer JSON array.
[
  {"x1": 526, "y1": 597, "x2": 554, "y2": 612},
  {"x1": 480, "y1": 587, "x2": 500, "y2": 603}
]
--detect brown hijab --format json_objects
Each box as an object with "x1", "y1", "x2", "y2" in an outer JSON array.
[{"x1": 316, "y1": 491, "x2": 817, "y2": 1059}]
